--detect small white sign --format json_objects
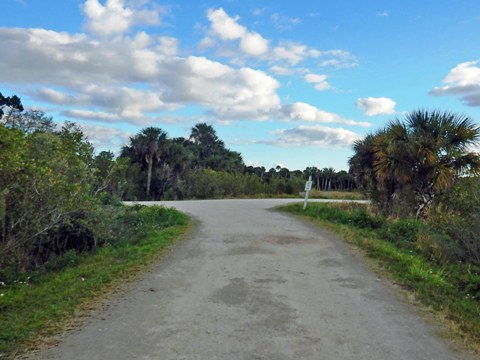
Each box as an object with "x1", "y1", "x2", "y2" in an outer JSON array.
[{"x1": 304, "y1": 181, "x2": 313, "y2": 191}]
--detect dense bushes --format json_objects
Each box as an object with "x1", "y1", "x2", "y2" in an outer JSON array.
[
  {"x1": 181, "y1": 169, "x2": 305, "y2": 199},
  {"x1": 420, "y1": 177, "x2": 480, "y2": 265},
  {"x1": 0, "y1": 121, "x2": 97, "y2": 278}
]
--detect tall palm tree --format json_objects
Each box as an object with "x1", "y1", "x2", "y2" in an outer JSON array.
[
  {"x1": 374, "y1": 110, "x2": 480, "y2": 218},
  {"x1": 189, "y1": 123, "x2": 221, "y2": 168},
  {"x1": 130, "y1": 127, "x2": 167, "y2": 198},
  {"x1": 190, "y1": 123, "x2": 218, "y2": 146}
]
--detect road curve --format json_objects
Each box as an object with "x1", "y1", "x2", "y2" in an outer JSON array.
[{"x1": 31, "y1": 199, "x2": 470, "y2": 359}]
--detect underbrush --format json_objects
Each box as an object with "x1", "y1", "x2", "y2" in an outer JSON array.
[
  {"x1": 281, "y1": 202, "x2": 480, "y2": 350},
  {"x1": 0, "y1": 204, "x2": 188, "y2": 358},
  {"x1": 307, "y1": 190, "x2": 365, "y2": 200}
]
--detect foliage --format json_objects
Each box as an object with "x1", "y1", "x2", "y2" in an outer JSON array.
[
  {"x1": 421, "y1": 177, "x2": 480, "y2": 264},
  {"x1": 0, "y1": 205, "x2": 188, "y2": 358},
  {"x1": 284, "y1": 202, "x2": 385, "y2": 229},
  {"x1": 1, "y1": 109, "x2": 54, "y2": 134},
  {"x1": 349, "y1": 110, "x2": 480, "y2": 218},
  {"x1": 0, "y1": 92, "x2": 23, "y2": 120},
  {"x1": 0, "y1": 121, "x2": 96, "y2": 276}
]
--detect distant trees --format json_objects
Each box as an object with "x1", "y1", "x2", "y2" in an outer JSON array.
[
  {"x1": 0, "y1": 92, "x2": 24, "y2": 120},
  {"x1": 131, "y1": 127, "x2": 168, "y2": 198},
  {"x1": 120, "y1": 123, "x2": 246, "y2": 200},
  {"x1": 117, "y1": 123, "x2": 357, "y2": 200},
  {"x1": 349, "y1": 110, "x2": 480, "y2": 218}
]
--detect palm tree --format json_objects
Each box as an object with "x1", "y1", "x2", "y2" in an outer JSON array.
[
  {"x1": 190, "y1": 123, "x2": 218, "y2": 148},
  {"x1": 130, "y1": 127, "x2": 168, "y2": 198},
  {"x1": 374, "y1": 110, "x2": 480, "y2": 218}
]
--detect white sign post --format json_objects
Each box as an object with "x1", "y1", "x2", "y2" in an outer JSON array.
[{"x1": 303, "y1": 176, "x2": 313, "y2": 210}]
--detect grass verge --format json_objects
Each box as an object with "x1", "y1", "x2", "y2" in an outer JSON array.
[
  {"x1": 280, "y1": 202, "x2": 480, "y2": 354},
  {"x1": 231, "y1": 190, "x2": 365, "y2": 200},
  {"x1": 0, "y1": 205, "x2": 189, "y2": 359}
]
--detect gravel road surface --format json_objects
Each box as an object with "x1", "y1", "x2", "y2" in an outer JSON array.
[{"x1": 31, "y1": 199, "x2": 471, "y2": 360}]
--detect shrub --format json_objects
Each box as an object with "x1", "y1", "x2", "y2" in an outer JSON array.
[{"x1": 380, "y1": 218, "x2": 421, "y2": 245}]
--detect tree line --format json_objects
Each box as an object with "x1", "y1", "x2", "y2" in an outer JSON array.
[{"x1": 97, "y1": 122, "x2": 356, "y2": 200}]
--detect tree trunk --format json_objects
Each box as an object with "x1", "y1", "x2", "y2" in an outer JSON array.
[
  {"x1": 146, "y1": 155, "x2": 153, "y2": 198},
  {"x1": 415, "y1": 183, "x2": 435, "y2": 219}
]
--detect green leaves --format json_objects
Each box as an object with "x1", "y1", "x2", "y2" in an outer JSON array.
[
  {"x1": 0, "y1": 120, "x2": 95, "y2": 274},
  {"x1": 349, "y1": 109, "x2": 480, "y2": 218}
]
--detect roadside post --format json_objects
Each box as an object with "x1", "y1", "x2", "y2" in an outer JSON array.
[{"x1": 303, "y1": 175, "x2": 313, "y2": 210}]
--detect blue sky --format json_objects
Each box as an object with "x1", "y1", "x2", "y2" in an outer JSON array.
[{"x1": 1, "y1": 0, "x2": 480, "y2": 171}]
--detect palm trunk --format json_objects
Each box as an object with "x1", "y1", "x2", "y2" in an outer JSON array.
[
  {"x1": 146, "y1": 155, "x2": 153, "y2": 198},
  {"x1": 415, "y1": 183, "x2": 435, "y2": 219}
]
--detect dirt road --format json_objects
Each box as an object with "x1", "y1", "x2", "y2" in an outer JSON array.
[{"x1": 31, "y1": 199, "x2": 470, "y2": 359}]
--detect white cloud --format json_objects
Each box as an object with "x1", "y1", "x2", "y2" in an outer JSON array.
[
  {"x1": 259, "y1": 125, "x2": 362, "y2": 147},
  {"x1": 199, "y1": 36, "x2": 216, "y2": 50},
  {"x1": 430, "y1": 60, "x2": 480, "y2": 107},
  {"x1": 82, "y1": 0, "x2": 162, "y2": 37},
  {"x1": 79, "y1": 123, "x2": 132, "y2": 151},
  {"x1": 355, "y1": 97, "x2": 397, "y2": 116},
  {"x1": 0, "y1": 26, "x2": 284, "y2": 121},
  {"x1": 282, "y1": 102, "x2": 371, "y2": 127},
  {"x1": 207, "y1": 8, "x2": 246, "y2": 40},
  {"x1": 272, "y1": 41, "x2": 318, "y2": 65},
  {"x1": 240, "y1": 31, "x2": 269, "y2": 56},
  {"x1": 304, "y1": 73, "x2": 331, "y2": 91},
  {"x1": 161, "y1": 56, "x2": 281, "y2": 120},
  {"x1": 37, "y1": 88, "x2": 80, "y2": 104},
  {"x1": 0, "y1": 9, "x2": 362, "y2": 128},
  {"x1": 203, "y1": 8, "x2": 356, "y2": 75},
  {"x1": 63, "y1": 109, "x2": 120, "y2": 122},
  {"x1": 269, "y1": 65, "x2": 309, "y2": 76},
  {"x1": 206, "y1": 8, "x2": 269, "y2": 57}
]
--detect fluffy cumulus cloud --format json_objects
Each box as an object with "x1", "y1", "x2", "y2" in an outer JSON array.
[
  {"x1": 206, "y1": 8, "x2": 269, "y2": 57},
  {"x1": 282, "y1": 102, "x2": 371, "y2": 127},
  {"x1": 0, "y1": 25, "x2": 281, "y2": 123},
  {"x1": 203, "y1": 8, "x2": 357, "y2": 78},
  {"x1": 304, "y1": 74, "x2": 331, "y2": 91},
  {"x1": 430, "y1": 60, "x2": 480, "y2": 107},
  {"x1": 260, "y1": 125, "x2": 362, "y2": 147},
  {"x1": 161, "y1": 56, "x2": 281, "y2": 119},
  {"x1": 0, "y1": 1, "x2": 362, "y2": 132},
  {"x1": 82, "y1": 0, "x2": 162, "y2": 36},
  {"x1": 355, "y1": 97, "x2": 397, "y2": 116}
]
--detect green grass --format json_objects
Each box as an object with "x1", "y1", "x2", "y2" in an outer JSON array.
[
  {"x1": 231, "y1": 190, "x2": 366, "y2": 200},
  {"x1": 280, "y1": 202, "x2": 480, "y2": 352},
  {"x1": 0, "y1": 206, "x2": 189, "y2": 359},
  {"x1": 307, "y1": 190, "x2": 366, "y2": 200}
]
